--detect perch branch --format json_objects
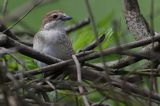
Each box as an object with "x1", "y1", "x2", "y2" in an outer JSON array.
[
  {"x1": 66, "y1": 18, "x2": 90, "y2": 33},
  {"x1": 79, "y1": 34, "x2": 106, "y2": 52},
  {"x1": 1, "y1": 33, "x2": 160, "y2": 78}
]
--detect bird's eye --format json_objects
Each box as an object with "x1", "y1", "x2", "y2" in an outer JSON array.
[{"x1": 53, "y1": 15, "x2": 58, "y2": 19}]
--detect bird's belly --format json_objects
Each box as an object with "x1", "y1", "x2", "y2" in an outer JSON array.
[
  {"x1": 36, "y1": 45, "x2": 71, "y2": 67},
  {"x1": 42, "y1": 44, "x2": 71, "y2": 60}
]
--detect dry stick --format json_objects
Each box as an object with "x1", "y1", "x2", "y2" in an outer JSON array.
[
  {"x1": 14, "y1": 31, "x2": 34, "y2": 37},
  {"x1": 114, "y1": 0, "x2": 156, "y2": 70},
  {"x1": 85, "y1": 68, "x2": 160, "y2": 102},
  {"x1": 72, "y1": 55, "x2": 90, "y2": 106},
  {"x1": 116, "y1": 50, "x2": 160, "y2": 62},
  {"x1": 0, "y1": 60, "x2": 12, "y2": 106},
  {"x1": 65, "y1": 18, "x2": 90, "y2": 33},
  {"x1": 85, "y1": 63, "x2": 160, "y2": 77},
  {"x1": 0, "y1": 33, "x2": 159, "y2": 78},
  {"x1": 66, "y1": 18, "x2": 90, "y2": 35},
  {"x1": 0, "y1": 33, "x2": 62, "y2": 64},
  {"x1": 110, "y1": 78, "x2": 160, "y2": 103},
  {"x1": 9, "y1": 54, "x2": 28, "y2": 71},
  {"x1": 124, "y1": 0, "x2": 157, "y2": 104},
  {"x1": 9, "y1": 58, "x2": 160, "y2": 102},
  {"x1": 106, "y1": 42, "x2": 159, "y2": 69},
  {"x1": 149, "y1": 0, "x2": 156, "y2": 105},
  {"x1": 0, "y1": 21, "x2": 19, "y2": 41},
  {"x1": 8, "y1": 54, "x2": 27, "y2": 80},
  {"x1": 0, "y1": 47, "x2": 18, "y2": 57},
  {"x1": 45, "y1": 80, "x2": 56, "y2": 95},
  {"x1": 82, "y1": 68, "x2": 160, "y2": 103},
  {"x1": 2, "y1": 0, "x2": 8, "y2": 16},
  {"x1": 0, "y1": 33, "x2": 160, "y2": 78},
  {"x1": 10, "y1": 35, "x2": 160, "y2": 58},
  {"x1": 82, "y1": 35, "x2": 160, "y2": 61},
  {"x1": 32, "y1": 80, "x2": 89, "y2": 93},
  {"x1": 0, "y1": 0, "x2": 42, "y2": 47},
  {"x1": 44, "y1": 78, "x2": 58, "y2": 101},
  {"x1": 85, "y1": 63, "x2": 104, "y2": 71},
  {"x1": 124, "y1": 0, "x2": 153, "y2": 40},
  {"x1": 11, "y1": 34, "x2": 160, "y2": 78},
  {"x1": 7, "y1": 42, "x2": 160, "y2": 100},
  {"x1": 7, "y1": 73, "x2": 46, "y2": 106},
  {"x1": 84, "y1": 0, "x2": 110, "y2": 79},
  {"x1": 0, "y1": 24, "x2": 159, "y2": 105},
  {"x1": 79, "y1": 34, "x2": 106, "y2": 52},
  {"x1": 79, "y1": 33, "x2": 105, "y2": 71},
  {"x1": 3, "y1": 0, "x2": 42, "y2": 33},
  {"x1": 3, "y1": 0, "x2": 54, "y2": 22},
  {"x1": 112, "y1": 20, "x2": 123, "y2": 72},
  {"x1": 111, "y1": 69, "x2": 160, "y2": 77}
]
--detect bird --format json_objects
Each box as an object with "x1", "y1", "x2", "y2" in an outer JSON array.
[{"x1": 33, "y1": 10, "x2": 74, "y2": 69}]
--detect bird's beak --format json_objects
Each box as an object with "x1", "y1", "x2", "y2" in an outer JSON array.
[{"x1": 60, "y1": 14, "x2": 72, "y2": 21}]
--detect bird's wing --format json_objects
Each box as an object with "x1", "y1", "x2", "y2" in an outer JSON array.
[
  {"x1": 33, "y1": 32, "x2": 47, "y2": 67},
  {"x1": 33, "y1": 32, "x2": 44, "y2": 52},
  {"x1": 58, "y1": 33, "x2": 75, "y2": 58},
  {"x1": 63, "y1": 33, "x2": 75, "y2": 54}
]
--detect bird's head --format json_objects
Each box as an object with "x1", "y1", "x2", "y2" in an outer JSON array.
[{"x1": 41, "y1": 10, "x2": 72, "y2": 30}]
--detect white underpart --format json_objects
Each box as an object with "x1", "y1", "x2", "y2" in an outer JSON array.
[
  {"x1": 43, "y1": 20, "x2": 64, "y2": 30},
  {"x1": 33, "y1": 21, "x2": 73, "y2": 67}
]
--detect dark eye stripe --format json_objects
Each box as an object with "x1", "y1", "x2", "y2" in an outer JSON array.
[{"x1": 53, "y1": 15, "x2": 58, "y2": 19}]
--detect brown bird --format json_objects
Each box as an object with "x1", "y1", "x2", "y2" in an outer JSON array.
[{"x1": 33, "y1": 10, "x2": 74, "y2": 68}]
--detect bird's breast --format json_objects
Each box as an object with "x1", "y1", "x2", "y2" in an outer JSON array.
[
  {"x1": 39, "y1": 30, "x2": 73, "y2": 60},
  {"x1": 41, "y1": 30, "x2": 63, "y2": 44}
]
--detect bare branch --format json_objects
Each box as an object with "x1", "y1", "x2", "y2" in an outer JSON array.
[
  {"x1": 3, "y1": 0, "x2": 41, "y2": 33},
  {"x1": 79, "y1": 34, "x2": 106, "y2": 52},
  {"x1": 124, "y1": 0, "x2": 154, "y2": 40},
  {"x1": 72, "y1": 55, "x2": 90, "y2": 106},
  {"x1": 1, "y1": 33, "x2": 160, "y2": 77},
  {"x1": 3, "y1": 0, "x2": 56, "y2": 22},
  {"x1": 66, "y1": 18, "x2": 90, "y2": 33},
  {"x1": 1, "y1": 0, "x2": 8, "y2": 16}
]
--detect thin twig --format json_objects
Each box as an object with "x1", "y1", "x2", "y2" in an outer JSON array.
[
  {"x1": 3, "y1": 0, "x2": 42, "y2": 33},
  {"x1": 149, "y1": 0, "x2": 155, "y2": 105},
  {"x1": 0, "y1": 33, "x2": 160, "y2": 79},
  {"x1": 72, "y1": 55, "x2": 90, "y2": 106},
  {"x1": 6, "y1": 61, "x2": 160, "y2": 103},
  {"x1": 7, "y1": 73, "x2": 46, "y2": 106},
  {"x1": 1, "y1": 33, "x2": 160, "y2": 79},
  {"x1": 4, "y1": 0, "x2": 55, "y2": 22},
  {"x1": 66, "y1": 18, "x2": 90, "y2": 33},
  {"x1": 2, "y1": 0, "x2": 8, "y2": 16},
  {"x1": 84, "y1": 0, "x2": 110, "y2": 78},
  {"x1": 79, "y1": 34, "x2": 106, "y2": 52},
  {"x1": 8, "y1": 54, "x2": 28, "y2": 71}
]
